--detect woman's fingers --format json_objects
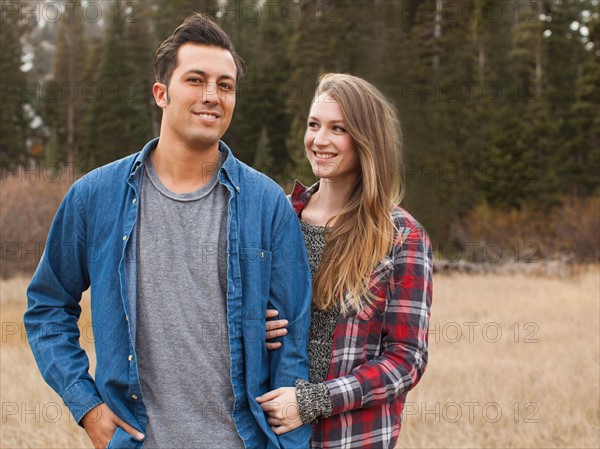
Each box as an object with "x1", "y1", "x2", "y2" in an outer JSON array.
[
  {"x1": 266, "y1": 318, "x2": 288, "y2": 349},
  {"x1": 270, "y1": 420, "x2": 303, "y2": 435},
  {"x1": 266, "y1": 319, "x2": 288, "y2": 332},
  {"x1": 266, "y1": 309, "x2": 280, "y2": 319},
  {"x1": 268, "y1": 416, "x2": 285, "y2": 426},
  {"x1": 266, "y1": 326, "x2": 288, "y2": 340},
  {"x1": 256, "y1": 388, "x2": 281, "y2": 404}
]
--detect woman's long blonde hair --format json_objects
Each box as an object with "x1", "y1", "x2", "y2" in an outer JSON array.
[{"x1": 310, "y1": 73, "x2": 403, "y2": 314}]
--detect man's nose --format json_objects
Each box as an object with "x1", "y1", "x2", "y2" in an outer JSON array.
[{"x1": 202, "y1": 83, "x2": 219, "y2": 104}]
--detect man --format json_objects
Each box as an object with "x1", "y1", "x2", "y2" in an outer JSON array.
[{"x1": 24, "y1": 13, "x2": 311, "y2": 449}]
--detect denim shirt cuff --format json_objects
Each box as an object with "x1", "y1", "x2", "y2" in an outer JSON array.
[{"x1": 63, "y1": 380, "x2": 104, "y2": 426}]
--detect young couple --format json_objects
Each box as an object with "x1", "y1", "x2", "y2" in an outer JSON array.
[{"x1": 25, "y1": 13, "x2": 432, "y2": 449}]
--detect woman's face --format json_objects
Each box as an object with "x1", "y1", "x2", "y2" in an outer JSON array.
[{"x1": 304, "y1": 92, "x2": 359, "y2": 184}]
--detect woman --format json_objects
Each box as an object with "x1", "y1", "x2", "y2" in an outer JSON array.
[{"x1": 256, "y1": 73, "x2": 433, "y2": 448}]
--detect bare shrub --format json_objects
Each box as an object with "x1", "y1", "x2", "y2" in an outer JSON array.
[
  {"x1": 449, "y1": 196, "x2": 600, "y2": 263},
  {"x1": 1, "y1": 174, "x2": 72, "y2": 279},
  {"x1": 556, "y1": 196, "x2": 600, "y2": 261}
]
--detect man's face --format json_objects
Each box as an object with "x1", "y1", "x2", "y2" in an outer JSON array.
[{"x1": 154, "y1": 43, "x2": 237, "y2": 152}]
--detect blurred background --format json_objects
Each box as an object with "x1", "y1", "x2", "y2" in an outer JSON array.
[{"x1": 1, "y1": 0, "x2": 599, "y2": 448}]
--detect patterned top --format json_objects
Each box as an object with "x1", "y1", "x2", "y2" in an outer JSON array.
[
  {"x1": 290, "y1": 181, "x2": 434, "y2": 449},
  {"x1": 300, "y1": 221, "x2": 339, "y2": 384},
  {"x1": 295, "y1": 221, "x2": 337, "y2": 424}
]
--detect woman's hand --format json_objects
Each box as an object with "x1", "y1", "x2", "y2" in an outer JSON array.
[
  {"x1": 256, "y1": 387, "x2": 302, "y2": 434},
  {"x1": 265, "y1": 309, "x2": 288, "y2": 350}
]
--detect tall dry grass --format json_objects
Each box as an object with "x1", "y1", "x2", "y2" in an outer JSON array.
[
  {"x1": 1, "y1": 269, "x2": 599, "y2": 448},
  {"x1": 397, "y1": 267, "x2": 600, "y2": 448},
  {"x1": 1, "y1": 277, "x2": 93, "y2": 448}
]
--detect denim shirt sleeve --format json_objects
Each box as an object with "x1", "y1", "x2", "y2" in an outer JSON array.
[
  {"x1": 24, "y1": 180, "x2": 103, "y2": 424},
  {"x1": 267, "y1": 199, "x2": 312, "y2": 448}
]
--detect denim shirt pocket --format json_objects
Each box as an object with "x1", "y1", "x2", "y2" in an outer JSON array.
[
  {"x1": 240, "y1": 247, "x2": 272, "y2": 263},
  {"x1": 239, "y1": 247, "x2": 272, "y2": 301}
]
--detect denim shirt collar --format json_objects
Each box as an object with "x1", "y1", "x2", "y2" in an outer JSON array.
[
  {"x1": 128, "y1": 137, "x2": 241, "y2": 191},
  {"x1": 129, "y1": 137, "x2": 156, "y2": 180},
  {"x1": 218, "y1": 141, "x2": 241, "y2": 191}
]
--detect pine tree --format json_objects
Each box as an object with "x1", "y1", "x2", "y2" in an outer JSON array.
[
  {"x1": 151, "y1": 0, "x2": 221, "y2": 43},
  {"x1": 286, "y1": 0, "x2": 351, "y2": 184},
  {"x1": 253, "y1": 125, "x2": 275, "y2": 177},
  {"x1": 82, "y1": 0, "x2": 153, "y2": 168},
  {"x1": 465, "y1": 0, "x2": 519, "y2": 209},
  {"x1": 510, "y1": 0, "x2": 545, "y2": 92},
  {"x1": 44, "y1": 0, "x2": 88, "y2": 165},
  {"x1": 565, "y1": 4, "x2": 600, "y2": 195},
  {"x1": 219, "y1": 0, "x2": 263, "y2": 164},
  {"x1": 124, "y1": 0, "x2": 159, "y2": 135},
  {"x1": 223, "y1": 0, "x2": 297, "y2": 175},
  {"x1": 0, "y1": 2, "x2": 29, "y2": 166},
  {"x1": 399, "y1": 0, "x2": 479, "y2": 241},
  {"x1": 254, "y1": 0, "x2": 296, "y2": 178}
]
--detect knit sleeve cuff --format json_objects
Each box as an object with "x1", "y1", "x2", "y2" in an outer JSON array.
[{"x1": 295, "y1": 378, "x2": 332, "y2": 424}]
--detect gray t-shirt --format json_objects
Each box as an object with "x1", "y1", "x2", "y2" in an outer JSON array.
[{"x1": 135, "y1": 152, "x2": 244, "y2": 448}]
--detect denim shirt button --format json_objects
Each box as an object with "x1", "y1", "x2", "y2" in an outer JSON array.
[
  {"x1": 122, "y1": 235, "x2": 127, "y2": 241},
  {"x1": 131, "y1": 394, "x2": 138, "y2": 400},
  {"x1": 132, "y1": 198, "x2": 137, "y2": 205},
  {"x1": 128, "y1": 355, "x2": 133, "y2": 362}
]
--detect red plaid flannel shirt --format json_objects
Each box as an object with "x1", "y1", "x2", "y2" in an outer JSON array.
[{"x1": 290, "y1": 181, "x2": 433, "y2": 449}]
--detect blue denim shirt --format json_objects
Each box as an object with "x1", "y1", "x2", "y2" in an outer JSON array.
[{"x1": 24, "y1": 138, "x2": 312, "y2": 449}]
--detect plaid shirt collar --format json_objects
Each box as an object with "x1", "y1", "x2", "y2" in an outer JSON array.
[{"x1": 290, "y1": 180, "x2": 320, "y2": 216}]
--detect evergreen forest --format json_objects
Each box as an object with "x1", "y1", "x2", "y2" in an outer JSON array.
[{"x1": 2, "y1": 0, "x2": 599, "y2": 263}]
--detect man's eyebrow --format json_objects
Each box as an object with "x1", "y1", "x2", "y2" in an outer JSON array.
[
  {"x1": 184, "y1": 69, "x2": 207, "y2": 77},
  {"x1": 184, "y1": 69, "x2": 236, "y2": 81}
]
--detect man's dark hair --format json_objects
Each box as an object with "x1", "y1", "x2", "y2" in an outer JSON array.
[{"x1": 154, "y1": 13, "x2": 246, "y2": 85}]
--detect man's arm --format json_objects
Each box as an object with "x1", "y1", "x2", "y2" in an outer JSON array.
[
  {"x1": 266, "y1": 198, "x2": 312, "y2": 448},
  {"x1": 23, "y1": 181, "x2": 102, "y2": 423},
  {"x1": 25, "y1": 180, "x2": 145, "y2": 448}
]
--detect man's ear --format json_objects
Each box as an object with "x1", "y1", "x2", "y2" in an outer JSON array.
[{"x1": 153, "y1": 82, "x2": 168, "y2": 108}]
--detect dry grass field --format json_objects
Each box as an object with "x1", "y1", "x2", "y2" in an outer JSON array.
[{"x1": 1, "y1": 268, "x2": 599, "y2": 448}]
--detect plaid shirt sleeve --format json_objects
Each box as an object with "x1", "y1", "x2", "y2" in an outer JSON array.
[{"x1": 322, "y1": 208, "x2": 433, "y2": 416}]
